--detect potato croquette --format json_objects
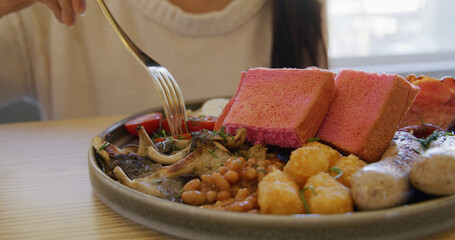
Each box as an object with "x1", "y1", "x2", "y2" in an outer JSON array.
[
  {"x1": 284, "y1": 145, "x2": 332, "y2": 187},
  {"x1": 303, "y1": 172, "x2": 353, "y2": 214},
  {"x1": 305, "y1": 141, "x2": 342, "y2": 167},
  {"x1": 258, "y1": 170, "x2": 304, "y2": 214},
  {"x1": 329, "y1": 154, "x2": 367, "y2": 188}
]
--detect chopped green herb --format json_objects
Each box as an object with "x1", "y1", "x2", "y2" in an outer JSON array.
[
  {"x1": 177, "y1": 189, "x2": 183, "y2": 198},
  {"x1": 280, "y1": 164, "x2": 284, "y2": 169},
  {"x1": 135, "y1": 124, "x2": 142, "y2": 131},
  {"x1": 96, "y1": 142, "x2": 110, "y2": 153},
  {"x1": 299, "y1": 189, "x2": 311, "y2": 214},
  {"x1": 411, "y1": 149, "x2": 422, "y2": 155},
  {"x1": 212, "y1": 126, "x2": 230, "y2": 143},
  {"x1": 307, "y1": 137, "x2": 320, "y2": 143},
  {"x1": 329, "y1": 166, "x2": 343, "y2": 179},
  {"x1": 303, "y1": 186, "x2": 317, "y2": 196},
  {"x1": 257, "y1": 169, "x2": 266, "y2": 174},
  {"x1": 161, "y1": 129, "x2": 167, "y2": 138},
  {"x1": 208, "y1": 147, "x2": 219, "y2": 158},
  {"x1": 415, "y1": 130, "x2": 455, "y2": 150}
]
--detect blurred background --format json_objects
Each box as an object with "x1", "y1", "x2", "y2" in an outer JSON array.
[{"x1": 1, "y1": 0, "x2": 454, "y2": 123}]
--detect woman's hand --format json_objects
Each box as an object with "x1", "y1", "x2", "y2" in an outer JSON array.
[{"x1": 0, "y1": 0, "x2": 86, "y2": 26}]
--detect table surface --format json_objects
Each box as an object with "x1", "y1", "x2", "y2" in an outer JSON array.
[{"x1": 0, "y1": 116, "x2": 454, "y2": 240}]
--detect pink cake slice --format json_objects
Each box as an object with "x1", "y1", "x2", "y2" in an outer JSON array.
[
  {"x1": 218, "y1": 67, "x2": 336, "y2": 148},
  {"x1": 316, "y1": 69, "x2": 420, "y2": 163}
]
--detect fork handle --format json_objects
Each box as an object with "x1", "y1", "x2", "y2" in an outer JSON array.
[{"x1": 95, "y1": 0, "x2": 158, "y2": 67}]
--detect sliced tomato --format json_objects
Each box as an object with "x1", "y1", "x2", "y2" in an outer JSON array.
[
  {"x1": 161, "y1": 115, "x2": 218, "y2": 133},
  {"x1": 188, "y1": 115, "x2": 217, "y2": 132},
  {"x1": 160, "y1": 118, "x2": 186, "y2": 135},
  {"x1": 124, "y1": 112, "x2": 163, "y2": 137}
]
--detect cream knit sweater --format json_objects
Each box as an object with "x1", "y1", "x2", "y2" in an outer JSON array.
[{"x1": 0, "y1": 0, "x2": 272, "y2": 120}]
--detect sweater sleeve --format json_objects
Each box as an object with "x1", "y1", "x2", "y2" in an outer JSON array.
[{"x1": 0, "y1": 13, "x2": 34, "y2": 107}]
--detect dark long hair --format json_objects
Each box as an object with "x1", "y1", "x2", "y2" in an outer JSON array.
[{"x1": 271, "y1": 0, "x2": 328, "y2": 69}]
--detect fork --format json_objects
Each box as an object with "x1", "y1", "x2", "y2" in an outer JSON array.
[{"x1": 96, "y1": 0, "x2": 188, "y2": 136}]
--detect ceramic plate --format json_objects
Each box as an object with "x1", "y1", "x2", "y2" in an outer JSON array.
[{"x1": 88, "y1": 99, "x2": 455, "y2": 240}]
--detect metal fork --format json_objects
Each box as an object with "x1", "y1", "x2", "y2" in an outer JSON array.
[{"x1": 96, "y1": 0, "x2": 188, "y2": 136}]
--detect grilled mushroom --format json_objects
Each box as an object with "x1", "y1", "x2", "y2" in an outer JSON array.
[
  {"x1": 148, "y1": 141, "x2": 194, "y2": 165},
  {"x1": 114, "y1": 167, "x2": 184, "y2": 201},
  {"x1": 159, "y1": 140, "x2": 231, "y2": 178}
]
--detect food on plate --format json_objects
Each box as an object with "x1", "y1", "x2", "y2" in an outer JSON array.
[
  {"x1": 400, "y1": 75, "x2": 455, "y2": 131},
  {"x1": 124, "y1": 112, "x2": 163, "y2": 136},
  {"x1": 302, "y1": 172, "x2": 353, "y2": 214},
  {"x1": 161, "y1": 115, "x2": 218, "y2": 133},
  {"x1": 216, "y1": 67, "x2": 336, "y2": 148},
  {"x1": 283, "y1": 143, "x2": 335, "y2": 188},
  {"x1": 410, "y1": 132, "x2": 455, "y2": 195},
  {"x1": 316, "y1": 69, "x2": 420, "y2": 163},
  {"x1": 329, "y1": 154, "x2": 367, "y2": 188},
  {"x1": 305, "y1": 141, "x2": 342, "y2": 167},
  {"x1": 258, "y1": 170, "x2": 304, "y2": 214},
  {"x1": 137, "y1": 126, "x2": 192, "y2": 164},
  {"x1": 113, "y1": 166, "x2": 184, "y2": 200},
  {"x1": 350, "y1": 131, "x2": 425, "y2": 210},
  {"x1": 181, "y1": 157, "x2": 283, "y2": 212},
  {"x1": 92, "y1": 127, "x2": 244, "y2": 200},
  {"x1": 190, "y1": 98, "x2": 230, "y2": 117},
  {"x1": 92, "y1": 68, "x2": 455, "y2": 215},
  {"x1": 399, "y1": 123, "x2": 443, "y2": 139}
]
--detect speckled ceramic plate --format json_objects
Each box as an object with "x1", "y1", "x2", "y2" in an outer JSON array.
[{"x1": 88, "y1": 99, "x2": 455, "y2": 240}]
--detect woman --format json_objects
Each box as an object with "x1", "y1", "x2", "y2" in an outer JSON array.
[{"x1": 0, "y1": 0, "x2": 327, "y2": 120}]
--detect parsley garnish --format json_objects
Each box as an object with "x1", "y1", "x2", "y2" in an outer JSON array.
[
  {"x1": 411, "y1": 149, "x2": 422, "y2": 155},
  {"x1": 257, "y1": 169, "x2": 266, "y2": 174},
  {"x1": 329, "y1": 167, "x2": 343, "y2": 179},
  {"x1": 208, "y1": 146, "x2": 219, "y2": 158},
  {"x1": 212, "y1": 126, "x2": 234, "y2": 143},
  {"x1": 299, "y1": 186, "x2": 317, "y2": 214},
  {"x1": 177, "y1": 189, "x2": 183, "y2": 198},
  {"x1": 161, "y1": 129, "x2": 167, "y2": 138},
  {"x1": 299, "y1": 189, "x2": 310, "y2": 214},
  {"x1": 96, "y1": 142, "x2": 110, "y2": 153},
  {"x1": 415, "y1": 131, "x2": 455, "y2": 150},
  {"x1": 307, "y1": 137, "x2": 320, "y2": 143}
]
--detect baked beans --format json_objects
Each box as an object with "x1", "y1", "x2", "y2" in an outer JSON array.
[{"x1": 181, "y1": 156, "x2": 284, "y2": 212}]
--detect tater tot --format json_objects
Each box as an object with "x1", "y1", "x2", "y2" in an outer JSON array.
[
  {"x1": 302, "y1": 172, "x2": 353, "y2": 214},
  {"x1": 258, "y1": 170, "x2": 304, "y2": 214},
  {"x1": 329, "y1": 154, "x2": 367, "y2": 188},
  {"x1": 305, "y1": 141, "x2": 342, "y2": 167},
  {"x1": 284, "y1": 145, "x2": 331, "y2": 188}
]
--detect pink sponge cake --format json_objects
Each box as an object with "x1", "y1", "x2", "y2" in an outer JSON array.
[
  {"x1": 316, "y1": 69, "x2": 420, "y2": 163},
  {"x1": 216, "y1": 67, "x2": 336, "y2": 148}
]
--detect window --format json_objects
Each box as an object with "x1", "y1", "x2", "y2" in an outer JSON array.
[{"x1": 326, "y1": 0, "x2": 455, "y2": 76}]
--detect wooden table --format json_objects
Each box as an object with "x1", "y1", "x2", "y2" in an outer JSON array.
[{"x1": 0, "y1": 116, "x2": 454, "y2": 240}]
